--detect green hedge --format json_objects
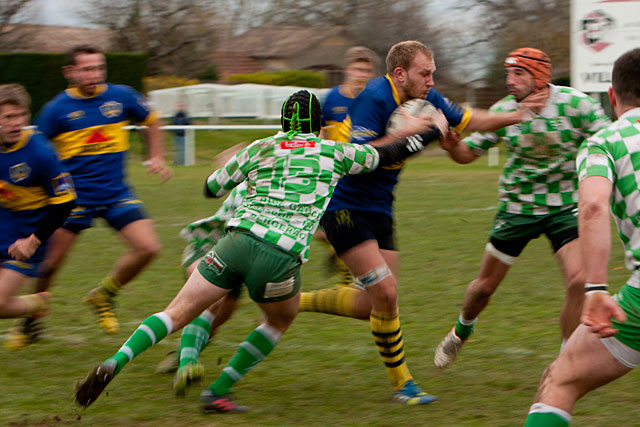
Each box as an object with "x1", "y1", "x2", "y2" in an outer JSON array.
[
  {"x1": 228, "y1": 70, "x2": 325, "y2": 88},
  {"x1": 0, "y1": 52, "x2": 147, "y2": 116}
]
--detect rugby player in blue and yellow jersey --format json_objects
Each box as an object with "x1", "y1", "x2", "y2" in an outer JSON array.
[
  {"x1": 0, "y1": 84, "x2": 75, "y2": 346},
  {"x1": 7, "y1": 45, "x2": 172, "y2": 346},
  {"x1": 300, "y1": 40, "x2": 543, "y2": 405},
  {"x1": 320, "y1": 46, "x2": 379, "y2": 142}
]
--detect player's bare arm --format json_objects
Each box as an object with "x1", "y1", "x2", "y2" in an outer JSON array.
[
  {"x1": 144, "y1": 118, "x2": 172, "y2": 182},
  {"x1": 578, "y1": 175, "x2": 626, "y2": 337},
  {"x1": 440, "y1": 131, "x2": 478, "y2": 164},
  {"x1": 466, "y1": 109, "x2": 526, "y2": 132}
]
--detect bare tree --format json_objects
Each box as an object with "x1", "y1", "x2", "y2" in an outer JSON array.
[
  {"x1": 235, "y1": 0, "x2": 463, "y2": 94},
  {"x1": 254, "y1": 0, "x2": 439, "y2": 59},
  {"x1": 443, "y1": 0, "x2": 570, "y2": 86},
  {"x1": 0, "y1": 0, "x2": 36, "y2": 51},
  {"x1": 80, "y1": 0, "x2": 220, "y2": 76}
]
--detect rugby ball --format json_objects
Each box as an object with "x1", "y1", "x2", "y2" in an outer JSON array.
[{"x1": 386, "y1": 99, "x2": 439, "y2": 134}]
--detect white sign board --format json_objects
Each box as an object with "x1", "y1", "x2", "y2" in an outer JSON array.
[{"x1": 571, "y1": 0, "x2": 640, "y2": 93}]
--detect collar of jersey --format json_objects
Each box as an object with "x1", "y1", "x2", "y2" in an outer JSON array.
[
  {"x1": 385, "y1": 74, "x2": 401, "y2": 106},
  {"x1": 1, "y1": 128, "x2": 32, "y2": 153},
  {"x1": 66, "y1": 84, "x2": 107, "y2": 99},
  {"x1": 619, "y1": 107, "x2": 640, "y2": 121}
]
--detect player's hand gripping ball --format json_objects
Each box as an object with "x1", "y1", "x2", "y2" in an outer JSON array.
[{"x1": 386, "y1": 99, "x2": 439, "y2": 134}]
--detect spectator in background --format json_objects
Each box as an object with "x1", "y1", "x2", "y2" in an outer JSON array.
[{"x1": 172, "y1": 101, "x2": 191, "y2": 165}]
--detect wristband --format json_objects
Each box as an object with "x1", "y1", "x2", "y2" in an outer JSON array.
[
  {"x1": 585, "y1": 283, "x2": 609, "y2": 295},
  {"x1": 585, "y1": 283, "x2": 608, "y2": 291}
]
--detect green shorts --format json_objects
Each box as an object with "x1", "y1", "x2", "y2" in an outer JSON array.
[
  {"x1": 183, "y1": 240, "x2": 242, "y2": 298},
  {"x1": 197, "y1": 229, "x2": 301, "y2": 303},
  {"x1": 488, "y1": 207, "x2": 578, "y2": 257},
  {"x1": 611, "y1": 284, "x2": 640, "y2": 352}
]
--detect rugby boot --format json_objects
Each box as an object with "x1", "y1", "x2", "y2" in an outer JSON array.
[
  {"x1": 4, "y1": 315, "x2": 45, "y2": 351},
  {"x1": 392, "y1": 380, "x2": 438, "y2": 405},
  {"x1": 434, "y1": 327, "x2": 464, "y2": 369},
  {"x1": 173, "y1": 362, "x2": 205, "y2": 396},
  {"x1": 200, "y1": 389, "x2": 249, "y2": 413},
  {"x1": 74, "y1": 360, "x2": 117, "y2": 408},
  {"x1": 84, "y1": 287, "x2": 119, "y2": 334}
]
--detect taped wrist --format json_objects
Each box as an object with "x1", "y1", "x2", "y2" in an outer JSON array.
[
  {"x1": 374, "y1": 128, "x2": 441, "y2": 166},
  {"x1": 585, "y1": 283, "x2": 609, "y2": 295}
]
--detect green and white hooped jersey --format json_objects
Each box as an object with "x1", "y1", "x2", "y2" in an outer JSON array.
[
  {"x1": 577, "y1": 108, "x2": 640, "y2": 286},
  {"x1": 180, "y1": 181, "x2": 248, "y2": 248},
  {"x1": 465, "y1": 84, "x2": 610, "y2": 215},
  {"x1": 206, "y1": 131, "x2": 379, "y2": 262}
]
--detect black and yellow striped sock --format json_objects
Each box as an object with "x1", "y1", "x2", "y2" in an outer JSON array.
[
  {"x1": 370, "y1": 310, "x2": 412, "y2": 389},
  {"x1": 99, "y1": 276, "x2": 123, "y2": 298},
  {"x1": 298, "y1": 286, "x2": 362, "y2": 318},
  {"x1": 335, "y1": 259, "x2": 354, "y2": 287}
]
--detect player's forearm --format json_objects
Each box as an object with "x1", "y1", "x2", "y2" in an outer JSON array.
[
  {"x1": 372, "y1": 128, "x2": 441, "y2": 166},
  {"x1": 579, "y1": 190, "x2": 611, "y2": 284},
  {"x1": 442, "y1": 138, "x2": 478, "y2": 164},
  {"x1": 145, "y1": 120, "x2": 165, "y2": 159},
  {"x1": 467, "y1": 110, "x2": 523, "y2": 132}
]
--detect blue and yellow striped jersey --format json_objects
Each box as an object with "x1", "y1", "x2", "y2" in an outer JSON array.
[
  {"x1": 0, "y1": 130, "x2": 75, "y2": 251},
  {"x1": 36, "y1": 83, "x2": 158, "y2": 205},
  {"x1": 321, "y1": 86, "x2": 354, "y2": 143},
  {"x1": 326, "y1": 75, "x2": 472, "y2": 217}
]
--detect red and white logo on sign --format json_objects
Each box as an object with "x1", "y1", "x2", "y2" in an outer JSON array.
[
  {"x1": 580, "y1": 10, "x2": 615, "y2": 53},
  {"x1": 280, "y1": 140, "x2": 316, "y2": 149}
]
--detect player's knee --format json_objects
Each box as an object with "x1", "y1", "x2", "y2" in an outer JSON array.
[
  {"x1": 136, "y1": 238, "x2": 162, "y2": 261},
  {"x1": 368, "y1": 280, "x2": 398, "y2": 312}
]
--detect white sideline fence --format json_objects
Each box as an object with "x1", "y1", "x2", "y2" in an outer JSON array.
[
  {"x1": 149, "y1": 83, "x2": 330, "y2": 120},
  {"x1": 137, "y1": 83, "x2": 501, "y2": 167},
  {"x1": 126, "y1": 124, "x2": 281, "y2": 166},
  {"x1": 127, "y1": 124, "x2": 502, "y2": 167}
]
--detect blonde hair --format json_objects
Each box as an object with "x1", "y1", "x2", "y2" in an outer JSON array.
[
  {"x1": 0, "y1": 84, "x2": 31, "y2": 110},
  {"x1": 344, "y1": 46, "x2": 380, "y2": 68},
  {"x1": 385, "y1": 41, "x2": 433, "y2": 75}
]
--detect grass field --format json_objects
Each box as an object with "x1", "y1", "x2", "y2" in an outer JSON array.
[{"x1": 0, "y1": 131, "x2": 635, "y2": 426}]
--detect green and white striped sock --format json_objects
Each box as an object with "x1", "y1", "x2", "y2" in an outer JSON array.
[
  {"x1": 107, "y1": 312, "x2": 174, "y2": 375},
  {"x1": 209, "y1": 323, "x2": 281, "y2": 396},
  {"x1": 179, "y1": 310, "x2": 214, "y2": 369},
  {"x1": 525, "y1": 403, "x2": 571, "y2": 426}
]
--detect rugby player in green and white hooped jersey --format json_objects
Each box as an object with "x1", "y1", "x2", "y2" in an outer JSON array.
[
  {"x1": 524, "y1": 48, "x2": 640, "y2": 427},
  {"x1": 153, "y1": 181, "x2": 248, "y2": 383},
  {"x1": 434, "y1": 47, "x2": 611, "y2": 370},
  {"x1": 74, "y1": 89, "x2": 449, "y2": 413}
]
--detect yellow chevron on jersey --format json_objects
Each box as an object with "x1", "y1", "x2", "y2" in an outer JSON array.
[
  {"x1": 0, "y1": 172, "x2": 74, "y2": 211},
  {"x1": 52, "y1": 121, "x2": 131, "y2": 159},
  {"x1": 0, "y1": 180, "x2": 47, "y2": 210}
]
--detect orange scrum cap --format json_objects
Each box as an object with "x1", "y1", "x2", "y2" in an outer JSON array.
[{"x1": 504, "y1": 48, "x2": 552, "y2": 90}]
